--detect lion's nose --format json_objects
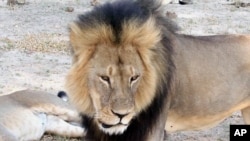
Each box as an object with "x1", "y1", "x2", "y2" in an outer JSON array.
[{"x1": 111, "y1": 110, "x2": 129, "y2": 119}]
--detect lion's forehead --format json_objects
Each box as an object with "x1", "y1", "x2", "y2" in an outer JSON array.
[{"x1": 91, "y1": 45, "x2": 143, "y2": 74}]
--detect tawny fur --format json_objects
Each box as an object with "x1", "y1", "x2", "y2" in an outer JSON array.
[
  {"x1": 0, "y1": 90, "x2": 84, "y2": 141},
  {"x1": 65, "y1": 0, "x2": 250, "y2": 140},
  {"x1": 166, "y1": 34, "x2": 250, "y2": 132}
]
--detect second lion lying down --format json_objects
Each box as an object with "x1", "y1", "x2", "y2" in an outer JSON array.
[
  {"x1": 65, "y1": 0, "x2": 250, "y2": 141},
  {"x1": 0, "y1": 90, "x2": 84, "y2": 141}
]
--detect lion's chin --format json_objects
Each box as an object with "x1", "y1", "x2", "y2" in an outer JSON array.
[{"x1": 97, "y1": 122, "x2": 129, "y2": 135}]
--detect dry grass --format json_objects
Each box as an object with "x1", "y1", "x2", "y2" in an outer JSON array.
[
  {"x1": 1, "y1": 33, "x2": 70, "y2": 53},
  {"x1": 16, "y1": 33, "x2": 70, "y2": 53}
]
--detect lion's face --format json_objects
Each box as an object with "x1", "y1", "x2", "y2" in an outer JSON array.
[
  {"x1": 66, "y1": 17, "x2": 162, "y2": 135},
  {"x1": 87, "y1": 44, "x2": 143, "y2": 134}
]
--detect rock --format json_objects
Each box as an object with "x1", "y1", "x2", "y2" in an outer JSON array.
[{"x1": 65, "y1": 7, "x2": 74, "y2": 12}]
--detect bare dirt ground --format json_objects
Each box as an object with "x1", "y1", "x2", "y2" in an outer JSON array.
[{"x1": 0, "y1": 0, "x2": 250, "y2": 140}]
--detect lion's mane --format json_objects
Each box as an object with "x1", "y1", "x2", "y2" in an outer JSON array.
[{"x1": 66, "y1": 0, "x2": 176, "y2": 140}]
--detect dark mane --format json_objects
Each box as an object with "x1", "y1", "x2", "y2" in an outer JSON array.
[
  {"x1": 78, "y1": 0, "x2": 176, "y2": 140},
  {"x1": 76, "y1": 0, "x2": 178, "y2": 44}
]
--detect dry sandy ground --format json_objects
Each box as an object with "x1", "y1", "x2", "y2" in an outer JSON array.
[{"x1": 1, "y1": 0, "x2": 250, "y2": 140}]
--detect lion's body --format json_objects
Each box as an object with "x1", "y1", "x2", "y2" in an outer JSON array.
[
  {"x1": 66, "y1": 0, "x2": 250, "y2": 140},
  {"x1": 166, "y1": 35, "x2": 250, "y2": 132},
  {"x1": 0, "y1": 90, "x2": 84, "y2": 141}
]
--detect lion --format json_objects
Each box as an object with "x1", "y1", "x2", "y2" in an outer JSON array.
[
  {"x1": 65, "y1": 0, "x2": 250, "y2": 140},
  {"x1": 0, "y1": 90, "x2": 84, "y2": 141}
]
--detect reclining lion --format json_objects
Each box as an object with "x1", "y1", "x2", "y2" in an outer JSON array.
[{"x1": 0, "y1": 90, "x2": 84, "y2": 141}]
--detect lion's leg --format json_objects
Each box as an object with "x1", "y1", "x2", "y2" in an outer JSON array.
[
  {"x1": 45, "y1": 115, "x2": 85, "y2": 137},
  {"x1": 241, "y1": 106, "x2": 250, "y2": 124},
  {"x1": 32, "y1": 104, "x2": 81, "y2": 122}
]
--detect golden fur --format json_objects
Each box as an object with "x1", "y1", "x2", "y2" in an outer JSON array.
[
  {"x1": 0, "y1": 90, "x2": 84, "y2": 141},
  {"x1": 65, "y1": 0, "x2": 250, "y2": 140}
]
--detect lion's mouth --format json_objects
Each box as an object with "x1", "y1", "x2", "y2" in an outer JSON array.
[
  {"x1": 101, "y1": 123, "x2": 114, "y2": 128},
  {"x1": 98, "y1": 121, "x2": 129, "y2": 135},
  {"x1": 101, "y1": 122, "x2": 128, "y2": 129}
]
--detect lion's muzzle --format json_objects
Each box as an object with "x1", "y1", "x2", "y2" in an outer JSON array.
[
  {"x1": 97, "y1": 109, "x2": 135, "y2": 135},
  {"x1": 101, "y1": 110, "x2": 129, "y2": 128}
]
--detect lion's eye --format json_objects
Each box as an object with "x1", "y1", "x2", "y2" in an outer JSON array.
[
  {"x1": 100, "y1": 76, "x2": 110, "y2": 84},
  {"x1": 130, "y1": 75, "x2": 140, "y2": 83}
]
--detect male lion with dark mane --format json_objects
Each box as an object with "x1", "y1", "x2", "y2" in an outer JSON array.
[{"x1": 65, "y1": 0, "x2": 250, "y2": 140}]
